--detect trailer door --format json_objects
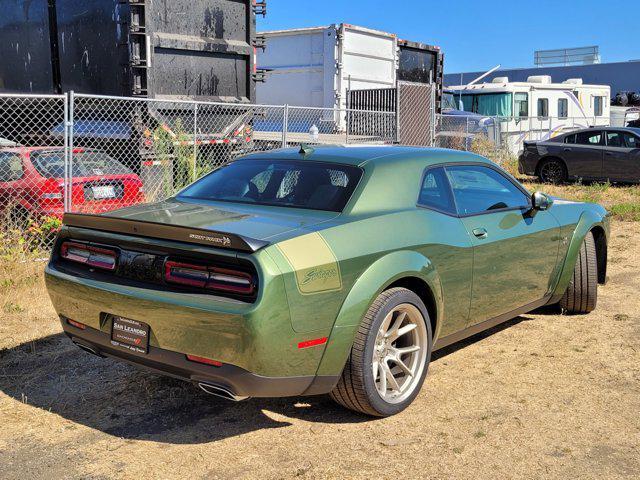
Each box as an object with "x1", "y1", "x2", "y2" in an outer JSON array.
[{"x1": 338, "y1": 24, "x2": 397, "y2": 110}]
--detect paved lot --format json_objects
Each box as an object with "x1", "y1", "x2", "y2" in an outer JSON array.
[{"x1": 1, "y1": 222, "x2": 638, "y2": 479}]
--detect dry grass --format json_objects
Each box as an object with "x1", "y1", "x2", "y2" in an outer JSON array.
[
  {"x1": 523, "y1": 181, "x2": 640, "y2": 221},
  {"x1": 1, "y1": 224, "x2": 639, "y2": 479},
  {"x1": 0, "y1": 259, "x2": 59, "y2": 349}
]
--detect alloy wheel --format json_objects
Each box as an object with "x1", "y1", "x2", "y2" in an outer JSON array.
[
  {"x1": 372, "y1": 303, "x2": 428, "y2": 404},
  {"x1": 540, "y1": 161, "x2": 564, "y2": 184}
]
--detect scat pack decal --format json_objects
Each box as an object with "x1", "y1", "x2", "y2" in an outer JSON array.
[{"x1": 276, "y1": 232, "x2": 342, "y2": 295}]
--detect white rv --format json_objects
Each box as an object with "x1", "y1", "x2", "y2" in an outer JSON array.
[{"x1": 447, "y1": 76, "x2": 611, "y2": 153}]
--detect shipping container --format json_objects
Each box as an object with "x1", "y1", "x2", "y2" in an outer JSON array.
[{"x1": 0, "y1": 0, "x2": 264, "y2": 102}]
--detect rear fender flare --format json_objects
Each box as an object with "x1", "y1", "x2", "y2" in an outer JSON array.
[
  {"x1": 549, "y1": 210, "x2": 609, "y2": 303},
  {"x1": 315, "y1": 250, "x2": 443, "y2": 377}
]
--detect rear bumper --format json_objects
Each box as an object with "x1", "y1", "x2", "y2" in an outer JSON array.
[
  {"x1": 518, "y1": 152, "x2": 538, "y2": 176},
  {"x1": 62, "y1": 320, "x2": 339, "y2": 398},
  {"x1": 45, "y1": 253, "x2": 338, "y2": 391}
]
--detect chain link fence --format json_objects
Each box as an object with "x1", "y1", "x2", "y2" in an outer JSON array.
[
  {"x1": 2, "y1": 88, "x2": 601, "y2": 256},
  {"x1": 435, "y1": 114, "x2": 595, "y2": 154},
  {"x1": 0, "y1": 94, "x2": 68, "y2": 255},
  {"x1": 0, "y1": 93, "x2": 400, "y2": 254}
]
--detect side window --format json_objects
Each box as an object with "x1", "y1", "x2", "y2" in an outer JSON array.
[
  {"x1": 0, "y1": 153, "x2": 23, "y2": 182},
  {"x1": 606, "y1": 131, "x2": 625, "y2": 148},
  {"x1": 622, "y1": 132, "x2": 640, "y2": 149},
  {"x1": 609, "y1": 131, "x2": 640, "y2": 149},
  {"x1": 594, "y1": 96, "x2": 604, "y2": 117},
  {"x1": 446, "y1": 165, "x2": 530, "y2": 216},
  {"x1": 537, "y1": 98, "x2": 549, "y2": 119},
  {"x1": 575, "y1": 131, "x2": 603, "y2": 146},
  {"x1": 564, "y1": 134, "x2": 576, "y2": 144},
  {"x1": 514, "y1": 93, "x2": 529, "y2": 118},
  {"x1": 418, "y1": 167, "x2": 456, "y2": 214},
  {"x1": 558, "y1": 98, "x2": 569, "y2": 119}
]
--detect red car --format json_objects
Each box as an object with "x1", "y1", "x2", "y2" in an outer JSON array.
[{"x1": 0, "y1": 147, "x2": 145, "y2": 222}]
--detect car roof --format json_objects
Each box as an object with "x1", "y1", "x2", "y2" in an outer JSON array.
[
  {"x1": 560, "y1": 126, "x2": 640, "y2": 136},
  {"x1": 236, "y1": 145, "x2": 490, "y2": 167}
]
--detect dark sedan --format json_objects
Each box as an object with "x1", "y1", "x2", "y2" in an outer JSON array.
[{"x1": 519, "y1": 127, "x2": 640, "y2": 183}]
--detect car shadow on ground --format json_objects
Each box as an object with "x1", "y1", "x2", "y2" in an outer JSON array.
[
  {"x1": 0, "y1": 315, "x2": 536, "y2": 445},
  {"x1": 432, "y1": 314, "x2": 536, "y2": 360}
]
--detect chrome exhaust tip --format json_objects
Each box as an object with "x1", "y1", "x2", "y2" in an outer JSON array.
[{"x1": 198, "y1": 382, "x2": 249, "y2": 402}]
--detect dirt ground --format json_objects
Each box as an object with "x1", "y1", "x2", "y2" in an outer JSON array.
[{"x1": 1, "y1": 223, "x2": 639, "y2": 480}]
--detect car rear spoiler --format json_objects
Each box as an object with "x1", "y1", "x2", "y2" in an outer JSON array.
[{"x1": 62, "y1": 213, "x2": 269, "y2": 253}]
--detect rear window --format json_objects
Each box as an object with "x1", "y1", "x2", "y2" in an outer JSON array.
[
  {"x1": 31, "y1": 150, "x2": 132, "y2": 178},
  {"x1": 178, "y1": 160, "x2": 363, "y2": 212}
]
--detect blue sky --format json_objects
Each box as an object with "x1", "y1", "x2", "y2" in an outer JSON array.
[{"x1": 260, "y1": 1, "x2": 638, "y2": 73}]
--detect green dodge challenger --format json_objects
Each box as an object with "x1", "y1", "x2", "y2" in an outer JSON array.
[{"x1": 45, "y1": 146, "x2": 609, "y2": 416}]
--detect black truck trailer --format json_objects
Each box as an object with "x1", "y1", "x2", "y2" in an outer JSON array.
[{"x1": 0, "y1": 0, "x2": 266, "y2": 102}]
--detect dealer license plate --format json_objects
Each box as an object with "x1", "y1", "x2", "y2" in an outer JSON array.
[{"x1": 111, "y1": 316, "x2": 150, "y2": 354}]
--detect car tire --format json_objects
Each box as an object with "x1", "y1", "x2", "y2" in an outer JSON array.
[
  {"x1": 538, "y1": 158, "x2": 568, "y2": 184},
  {"x1": 560, "y1": 231, "x2": 598, "y2": 314},
  {"x1": 330, "y1": 287, "x2": 432, "y2": 417}
]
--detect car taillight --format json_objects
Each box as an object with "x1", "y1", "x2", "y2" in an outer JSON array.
[
  {"x1": 60, "y1": 241, "x2": 118, "y2": 271},
  {"x1": 67, "y1": 319, "x2": 87, "y2": 330},
  {"x1": 165, "y1": 260, "x2": 255, "y2": 295}
]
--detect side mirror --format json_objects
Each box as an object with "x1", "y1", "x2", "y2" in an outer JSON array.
[{"x1": 532, "y1": 191, "x2": 553, "y2": 211}]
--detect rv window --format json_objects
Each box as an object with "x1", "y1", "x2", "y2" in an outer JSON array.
[
  {"x1": 537, "y1": 99, "x2": 549, "y2": 119},
  {"x1": 558, "y1": 99, "x2": 569, "y2": 119},
  {"x1": 514, "y1": 93, "x2": 528, "y2": 118},
  {"x1": 594, "y1": 96, "x2": 604, "y2": 117},
  {"x1": 461, "y1": 93, "x2": 513, "y2": 117}
]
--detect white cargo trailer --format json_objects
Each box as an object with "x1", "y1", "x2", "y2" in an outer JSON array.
[{"x1": 257, "y1": 24, "x2": 399, "y2": 111}]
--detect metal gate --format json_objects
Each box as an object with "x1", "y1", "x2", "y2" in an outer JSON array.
[
  {"x1": 347, "y1": 82, "x2": 436, "y2": 146},
  {"x1": 397, "y1": 81, "x2": 436, "y2": 146}
]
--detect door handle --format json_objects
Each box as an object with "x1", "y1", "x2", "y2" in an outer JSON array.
[
  {"x1": 472, "y1": 228, "x2": 488, "y2": 239},
  {"x1": 563, "y1": 148, "x2": 571, "y2": 152}
]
